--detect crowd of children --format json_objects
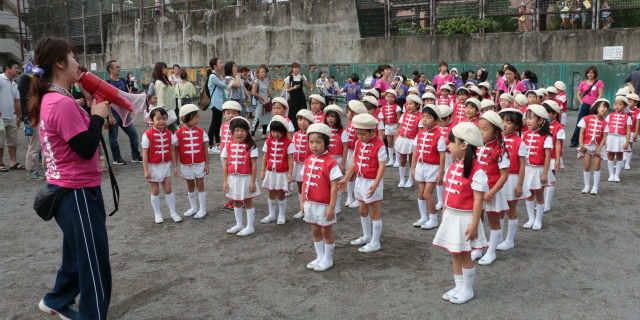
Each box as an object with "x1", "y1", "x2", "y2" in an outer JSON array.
[{"x1": 140, "y1": 64, "x2": 640, "y2": 304}]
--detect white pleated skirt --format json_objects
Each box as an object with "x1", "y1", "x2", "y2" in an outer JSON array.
[
  {"x1": 503, "y1": 173, "x2": 531, "y2": 201},
  {"x1": 262, "y1": 170, "x2": 290, "y2": 191},
  {"x1": 523, "y1": 164, "x2": 556, "y2": 191},
  {"x1": 432, "y1": 208, "x2": 488, "y2": 253},
  {"x1": 394, "y1": 136, "x2": 415, "y2": 155},
  {"x1": 227, "y1": 174, "x2": 261, "y2": 201}
]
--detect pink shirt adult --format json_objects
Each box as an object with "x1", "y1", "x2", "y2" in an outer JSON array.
[
  {"x1": 578, "y1": 80, "x2": 604, "y2": 105},
  {"x1": 500, "y1": 79, "x2": 527, "y2": 95},
  {"x1": 39, "y1": 92, "x2": 102, "y2": 188},
  {"x1": 432, "y1": 73, "x2": 455, "y2": 93},
  {"x1": 374, "y1": 77, "x2": 391, "y2": 106}
]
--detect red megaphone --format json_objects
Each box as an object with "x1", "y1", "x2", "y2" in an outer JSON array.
[{"x1": 79, "y1": 72, "x2": 147, "y2": 127}]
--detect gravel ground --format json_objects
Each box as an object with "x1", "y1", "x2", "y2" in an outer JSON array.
[{"x1": 1, "y1": 110, "x2": 639, "y2": 319}]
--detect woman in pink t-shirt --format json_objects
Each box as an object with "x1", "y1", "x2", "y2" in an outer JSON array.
[
  {"x1": 432, "y1": 61, "x2": 455, "y2": 96},
  {"x1": 374, "y1": 64, "x2": 392, "y2": 106},
  {"x1": 571, "y1": 66, "x2": 604, "y2": 146},
  {"x1": 500, "y1": 65, "x2": 527, "y2": 96},
  {"x1": 29, "y1": 37, "x2": 111, "y2": 320}
]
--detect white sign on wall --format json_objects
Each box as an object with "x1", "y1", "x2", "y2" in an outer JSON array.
[
  {"x1": 603, "y1": 46, "x2": 623, "y2": 60},
  {"x1": 90, "y1": 63, "x2": 97, "y2": 71}
]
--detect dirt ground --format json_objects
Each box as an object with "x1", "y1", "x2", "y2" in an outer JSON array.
[{"x1": 1, "y1": 110, "x2": 639, "y2": 319}]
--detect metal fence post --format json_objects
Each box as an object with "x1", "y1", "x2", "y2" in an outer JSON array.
[
  {"x1": 81, "y1": 0, "x2": 87, "y2": 66},
  {"x1": 480, "y1": 0, "x2": 485, "y2": 34},
  {"x1": 593, "y1": 0, "x2": 599, "y2": 29},
  {"x1": 139, "y1": 0, "x2": 143, "y2": 20},
  {"x1": 535, "y1": 0, "x2": 540, "y2": 31},
  {"x1": 119, "y1": 0, "x2": 123, "y2": 22},
  {"x1": 186, "y1": 0, "x2": 190, "y2": 15},
  {"x1": 384, "y1": 0, "x2": 390, "y2": 37},
  {"x1": 99, "y1": 0, "x2": 104, "y2": 54},
  {"x1": 430, "y1": 0, "x2": 435, "y2": 35}
]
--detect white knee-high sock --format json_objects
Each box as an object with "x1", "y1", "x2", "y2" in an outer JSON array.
[
  {"x1": 608, "y1": 161, "x2": 615, "y2": 178},
  {"x1": 583, "y1": 171, "x2": 590, "y2": 189},
  {"x1": 418, "y1": 199, "x2": 427, "y2": 221},
  {"x1": 389, "y1": 148, "x2": 395, "y2": 162},
  {"x1": 233, "y1": 207, "x2": 244, "y2": 228},
  {"x1": 372, "y1": 219, "x2": 382, "y2": 245},
  {"x1": 593, "y1": 171, "x2": 601, "y2": 189},
  {"x1": 268, "y1": 199, "x2": 277, "y2": 218},
  {"x1": 246, "y1": 207, "x2": 255, "y2": 229},
  {"x1": 615, "y1": 160, "x2": 624, "y2": 178},
  {"x1": 461, "y1": 267, "x2": 475, "y2": 294},
  {"x1": 544, "y1": 186, "x2": 555, "y2": 209},
  {"x1": 396, "y1": 152, "x2": 401, "y2": 164},
  {"x1": 361, "y1": 215, "x2": 372, "y2": 240},
  {"x1": 500, "y1": 218, "x2": 504, "y2": 230},
  {"x1": 150, "y1": 195, "x2": 161, "y2": 216},
  {"x1": 436, "y1": 185, "x2": 444, "y2": 205},
  {"x1": 525, "y1": 200, "x2": 535, "y2": 223},
  {"x1": 624, "y1": 151, "x2": 631, "y2": 166},
  {"x1": 506, "y1": 219, "x2": 518, "y2": 243},
  {"x1": 398, "y1": 166, "x2": 406, "y2": 183},
  {"x1": 347, "y1": 181, "x2": 355, "y2": 201},
  {"x1": 298, "y1": 194, "x2": 302, "y2": 211},
  {"x1": 187, "y1": 192, "x2": 197, "y2": 210},
  {"x1": 278, "y1": 199, "x2": 287, "y2": 219},
  {"x1": 198, "y1": 191, "x2": 206, "y2": 211},
  {"x1": 165, "y1": 193, "x2": 177, "y2": 215},
  {"x1": 335, "y1": 192, "x2": 342, "y2": 213},
  {"x1": 535, "y1": 203, "x2": 544, "y2": 226}
]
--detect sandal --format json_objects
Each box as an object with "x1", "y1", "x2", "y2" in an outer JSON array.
[
  {"x1": 10, "y1": 162, "x2": 25, "y2": 170},
  {"x1": 0, "y1": 163, "x2": 7, "y2": 172}
]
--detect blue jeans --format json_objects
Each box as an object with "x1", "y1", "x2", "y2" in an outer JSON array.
[
  {"x1": 570, "y1": 102, "x2": 591, "y2": 146},
  {"x1": 108, "y1": 114, "x2": 141, "y2": 161},
  {"x1": 44, "y1": 186, "x2": 111, "y2": 319}
]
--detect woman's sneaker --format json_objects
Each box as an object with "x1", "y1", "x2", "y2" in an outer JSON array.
[{"x1": 39, "y1": 299, "x2": 79, "y2": 320}]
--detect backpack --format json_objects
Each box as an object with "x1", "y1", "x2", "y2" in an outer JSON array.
[{"x1": 197, "y1": 73, "x2": 213, "y2": 111}]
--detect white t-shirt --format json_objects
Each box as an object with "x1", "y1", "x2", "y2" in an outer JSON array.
[
  {"x1": 376, "y1": 145, "x2": 388, "y2": 162},
  {"x1": 471, "y1": 169, "x2": 490, "y2": 192},
  {"x1": 221, "y1": 146, "x2": 259, "y2": 158},
  {"x1": 411, "y1": 135, "x2": 446, "y2": 152},
  {"x1": 262, "y1": 142, "x2": 296, "y2": 154},
  {"x1": 141, "y1": 131, "x2": 178, "y2": 148},
  {"x1": 578, "y1": 118, "x2": 610, "y2": 133},
  {"x1": 303, "y1": 162, "x2": 343, "y2": 181},
  {"x1": 497, "y1": 153, "x2": 510, "y2": 169},
  {"x1": 517, "y1": 141, "x2": 528, "y2": 157},
  {"x1": 556, "y1": 129, "x2": 566, "y2": 140},
  {"x1": 604, "y1": 114, "x2": 633, "y2": 135},
  {"x1": 285, "y1": 74, "x2": 307, "y2": 88},
  {"x1": 0, "y1": 73, "x2": 19, "y2": 119}
]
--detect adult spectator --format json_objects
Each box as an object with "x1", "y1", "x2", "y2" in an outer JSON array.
[
  {"x1": 624, "y1": 67, "x2": 640, "y2": 94},
  {"x1": 152, "y1": 62, "x2": 178, "y2": 131},
  {"x1": 451, "y1": 68, "x2": 464, "y2": 90},
  {"x1": 500, "y1": 65, "x2": 527, "y2": 95},
  {"x1": 224, "y1": 61, "x2": 249, "y2": 115},
  {"x1": 252, "y1": 64, "x2": 272, "y2": 139},
  {"x1": 125, "y1": 72, "x2": 139, "y2": 93},
  {"x1": 0, "y1": 59, "x2": 23, "y2": 172},
  {"x1": 432, "y1": 61, "x2": 455, "y2": 95},
  {"x1": 206, "y1": 57, "x2": 226, "y2": 154},
  {"x1": 18, "y1": 61, "x2": 45, "y2": 179},
  {"x1": 570, "y1": 66, "x2": 604, "y2": 147},
  {"x1": 30, "y1": 37, "x2": 111, "y2": 320},
  {"x1": 169, "y1": 64, "x2": 181, "y2": 86},
  {"x1": 522, "y1": 70, "x2": 539, "y2": 91},
  {"x1": 284, "y1": 62, "x2": 311, "y2": 128},
  {"x1": 176, "y1": 70, "x2": 196, "y2": 109},
  {"x1": 105, "y1": 60, "x2": 142, "y2": 165},
  {"x1": 374, "y1": 64, "x2": 392, "y2": 105},
  {"x1": 315, "y1": 71, "x2": 328, "y2": 96},
  {"x1": 475, "y1": 68, "x2": 488, "y2": 83},
  {"x1": 461, "y1": 70, "x2": 476, "y2": 87}
]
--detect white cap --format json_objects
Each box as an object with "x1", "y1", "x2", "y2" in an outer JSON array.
[
  {"x1": 408, "y1": 87, "x2": 419, "y2": 95},
  {"x1": 528, "y1": 104, "x2": 549, "y2": 120},
  {"x1": 626, "y1": 93, "x2": 640, "y2": 102},
  {"x1": 229, "y1": 116, "x2": 251, "y2": 127},
  {"x1": 348, "y1": 100, "x2": 367, "y2": 115},
  {"x1": 465, "y1": 97, "x2": 481, "y2": 109},
  {"x1": 222, "y1": 100, "x2": 242, "y2": 111},
  {"x1": 515, "y1": 93, "x2": 528, "y2": 106},
  {"x1": 542, "y1": 100, "x2": 562, "y2": 114},
  {"x1": 352, "y1": 113, "x2": 379, "y2": 129},
  {"x1": 270, "y1": 115, "x2": 289, "y2": 129},
  {"x1": 615, "y1": 95, "x2": 629, "y2": 105},
  {"x1": 271, "y1": 97, "x2": 289, "y2": 109},
  {"x1": 469, "y1": 86, "x2": 481, "y2": 97},
  {"x1": 385, "y1": 89, "x2": 397, "y2": 97},
  {"x1": 179, "y1": 104, "x2": 199, "y2": 119},
  {"x1": 498, "y1": 108, "x2": 524, "y2": 117},
  {"x1": 362, "y1": 96, "x2": 379, "y2": 107},
  {"x1": 546, "y1": 86, "x2": 558, "y2": 94},
  {"x1": 422, "y1": 104, "x2": 438, "y2": 117},
  {"x1": 478, "y1": 82, "x2": 491, "y2": 90},
  {"x1": 425, "y1": 85, "x2": 436, "y2": 93},
  {"x1": 554, "y1": 81, "x2": 566, "y2": 91},
  {"x1": 324, "y1": 104, "x2": 343, "y2": 116},
  {"x1": 406, "y1": 95, "x2": 422, "y2": 107},
  {"x1": 480, "y1": 110, "x2": 504, "y2": 131},
  {"x1": 366, "y1": 89, "x2": 380, "y2": 99},
  {"x1": 307, "y1": 123, "x2": 332, "y2": 138},
  {"x1": 500, "y1": 93, "x2": 514, "y2": 103},
  {"x1": 452, "y1": 122, "x2": 484, "y2": 147},
  {"x1": 296, "y1": 109, "x2": 314, "y2": 123},
  {"x1": 480, "y1": 99, "x2": 496, "y2": 111},
  {"x1": 309, "y1": 94, "x2": 326, "y2": 105},
  {"x1": 422, "y1": 92, "x2": 436, "y2": 100},
  {"x1": 438, "y1": 105, "x2": 453, "y2": 118}
]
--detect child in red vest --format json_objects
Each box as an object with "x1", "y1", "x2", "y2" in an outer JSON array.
[
  {"x1": 461, "y1": 98, "x2": 480, "y2": 126},
  {"x1": 220, "y1": 101, "x2": 242, "y2": 210},
  {"x1": 452, "y1": 87, "x2": 469, "y2": 125},
  {"x1": 435, "y1": 104, "x2": 454, "y2": 210},
  {"x1": 309, "y1": 94, "x2": 326, "y2": 123},
  {"x1": 554, "y1": 81, "x2": 568, "y2": 125},
  {"x1": 578, "y1": 99, "x2": 609, "y2": 194},
  {"x1": 261, "y1": 115, "x2": 295, "y2": 224},
  {"x1": 498, "y1": 109, "x2": 530, "y2": 251},
  {"x1": 174, "y1": 104, "x2": 210, "y2": 219},
  {"x1": 395, "y1": 95, "x2": 422, "y2": 188},
  {"x1": 499, "y1": 93, "x2": 514, "y2": 110},
  {"x1": 380, "y1": 89, "x2": 401, "y2": 167},
  {"x1": 339, "y1": 114, "x2": 386, "y2": 253},
  {"x1": 411, "y1": 105, "x2": 445, "y2": 229},
  {"x1": 522, "y1": 105, "x2": 554, "y2": 230},
  {"x1": 324, "y1": 105, "x2": 347, "y2": 214},
  {"x1": 606, "y1": 96, "x2": 632, "y2": 182},
  {"x1": 302, "y1": 123, "x2": 343, "y2": 272},
  {"x1": 267, "y1": 97, "x2": 295, "y2": 139},
  {"x1": 432, "y1": 122, "x2": 488, "y2": 304},
  {"x1": 474, "y1": 111, "x2": 509, "y2": 266},
  {"x1": 222, "y1": 117, "x2": 260, "y2": 236},
  {"x1": 142, "y1": 107, "x2": 182, "y2": 224},
  {"x1": 292, "y1": 109, "x2": 314, "y2": 219},
  {"x1": 343, "y1": 100, "x2": 368, "y2": 208},
  {"x1": 624, "y1": 93, "x2": 640, "y2": 169},
  {"x1": 542, "y1": 100, "x2": 565, "y2": 212}
]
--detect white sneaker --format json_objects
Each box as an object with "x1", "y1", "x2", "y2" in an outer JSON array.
[
  {"x1": 478, "y1": 252, "x2": 496, "y2": 265},
  {"x1": 345, "y1": 198, "x2": 353, "y2": 207},
  {"x1": 358, "y1": 242, "x2": 381, "y2": 253},
  {"x1": 237, "y1": 227, "x2": 255, "y2": 236},
  {"x1": 470, "y1": 249, "x2": 483, "y2": 261},
  {"x1": 349, "y1": 200, "x2": 360, "y2": 208},
  {"x1": 613, "y1": 176, "x2": 621, "y2": 182},
  {"x1": 608, "y1": 176, "x2": 615, "y2": 182},
  {"x1": 624, "y1": 164, "x2": 631, "y2": 170},
  {"x1": 496, "y1": 240, "x2": 514, "y2": 251},
  {"x1": 393, "y1": 162, "x2": 400, "y2": 168},
  {"x1": 590, "y1": 187, "x2": 598, "y2": 195},
  {"x1": 450, "y1": 290, "x2": 474, "y2": 304},
  {"x1": 421, "y1": 219, "x2": 438, "y2": 230},
  {"x1": 293, "y1": 211, "x2": 303, "y2": 219},
  {"x1": 307, "y1": 256, "x2": 324, "y2": 270},
  {"x1": 532, "y1": 222, "x2": 542, "y2": 230},
  {"x1": 397, "y1": 180, "x2": 405, "y2": 188},
  {"x1": 544, "y1": 206, "x2": 551, "y2": 213},
  {"x1": 442, "y1": 288, "x2": 458, "y2": 301},
  {"x1": 208, "y1": 146, "x2": 221, "y2": 154},
  {"x1": 523, "y1": 220, "x2": 534, "y2": 229},
  {"x1": 194, "y1": 210, "x2": 207, "y2": 219},
  {"x1": 154, "y1": 215, "x2": 164, "y2": 224},
  {"x1": 226, "y1": 225, "x2": 243, "y2": 234},
  {"x1": 260, "y1": 215, "x2": 276, "y2": 224},
  {"x1": 277, "y1": 217, "x2": 286, "y2": 225},
  {"x1": 170, "y1": 214, "x2": 182, "y2": 223},
  {"x1": 350, "y1": 237, "x2": 370, "y2": 246},
  {"x1": 386, "y1": 160, "x2": 395, "y2": 167},
  {"x1": 413, "y1": 218, "x2": 427, "y2": 227},
  {"x1": 403, "y1": 180, "x2": 413, "y2": 188},
  {"x1": 183, "y1": 208, "x2": 198, "y2": 217},
  {"x1": 435, "y1": 202, "x2": 443, "y2": 210},
  {"x1": 39, "y1": 299, "x2": 76, "y2": 320},
  {"x1": 314, "y1": 259, "x2": 334, "y2": 272},
  {"x1": 581, "y1": 186, "x2": 590, "y2": 194}
]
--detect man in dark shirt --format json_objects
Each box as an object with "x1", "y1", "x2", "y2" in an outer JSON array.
[
  {"x1": 625, "y1": 68, "x2": 640, "y2": 95},
  {"x1": 105, "y1": 60, "x2": 142, "y2": 165}
]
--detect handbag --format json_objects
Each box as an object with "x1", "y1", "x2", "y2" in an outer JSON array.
[
  {"x1": 33, "y1": 185, "x2": 73, "y2": 221},
  {"x1": 198, "y1": 75, "x2": 213, "y2": 111}
]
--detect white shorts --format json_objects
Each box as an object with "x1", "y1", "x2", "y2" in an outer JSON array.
[
  {"x1": 293, "y1": 161, "x2": 304, "y2": 182},
  {"x1": 606, "y1": 134, "x2": 628, "y2": 153},
  {"x1": 147, "y1": 162, "x2": 171, "y2": 183},
  {"x1": 483, "y1": 188, "x2": 510, "y2": 214},
  {"x1": 262, "y1": 170, "x2": 290, "y2": 191},
  {"x1": 394, "y1": 136, "x2": 415, "y2": 155},
  {"x1": 444, "y1": 152, "x2": 453, "y2": 171},
  {"x1": 181, "y1": 162, "x2": 205, "y2": 180},
  {"x1": 549, "y1": 158, "x2": 564, "y2": 173},
  {"x1": 0, "y1": 119, "x2": 18, "y2": 148},
  {"x1": 346, "y1": 149, "x2": 355, "y2": 168},
  {"x1": 414, "y1": 162, "x2": 440, "y2": 183},
  {"x1": 227, "y1": 174, "x2": 261, "y2": 201},
  {"x1": 303, "y1": 200, "x2": 337, "y2": 226},
  {"x1": 332, "y1": 155, "x2": 343, "y2": 169},
  {"x1": 584, "y1": 141, "x2": 606, "y2": 158},
  {"x1": 432, "y1": 208, "x2": 488, "y2": 254},
  {"x1": 503, "y1": 173, "x2": 531, "y2": 202},
  {"x1": 523, "y1": 164, "x2": 556, "y2": 191},
  {"x1": 354, "y1": 176, "x2": 383, "y2": 204},
  {"x1": 384, "y1": 123, "x2": 398, "y2": 136},
  {"x1": 560, "y1": 112, "x2": 567, "y2": 125}
]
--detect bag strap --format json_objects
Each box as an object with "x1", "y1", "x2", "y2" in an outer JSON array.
[{"x1": 99, "y1": 134, "x2": 119, "y2": 216}]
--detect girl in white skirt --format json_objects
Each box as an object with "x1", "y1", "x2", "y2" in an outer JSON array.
[
  {"x1": 302, "y1": 123, "x2": 343, "y2": 272},
  {"x1": 623, "y1": 93, "x2": 640, "y2": 169},
  {"x1": 410, "y1": 105, "x2": 445, "y2": 229},
  {"x1": 578, "y1": 99, "x2": 609, "y2": 195},
  {"x1": 605, "y1": 96, "x2": 632, "y2": 182},
  {"x1": 435, "y1": 105, "x2": 454, "y2": 210},
  {"x1": 379, "y1": 89, "x2": 402, "y2": 167},
  {"x1": 142, "y1": 107, "x2": 182, "y2": 224},
  {"x1": 292, "y1": 109, "x2": 314, "y2": 219},
  {"x1": 542, "y1": 100, "x2": 565, "y2": 212},
  {"x1": 222, "y1": 117, "x2": 260, "y2": 236},
  {"x1": 432, "y1": 122, "x2": 488, "y2": 304},
  {"x1": 395, "y1": 95, "x2": 422, "y2": 188},
  {"x1": 338, "y1": 114, "x2": 387, "y2": 253},
  {"x1": 261, "y1": 116, "x2": 295, "y2": 225},
  {"x1": 497, "y1": 109, "x2": 530, "y2": 251},
  {"x1": 522, "y1": 105, "x2": 555, "y2": 231},
  {"x1": 474, "y1": 111, "x2": 510, "y2": 266},
  {"x1": 342, "y1": 100, "x2": 368, "y2": 208},
  {"x1": 324, "y1": 105, "x2": 347, "y2": 214}
]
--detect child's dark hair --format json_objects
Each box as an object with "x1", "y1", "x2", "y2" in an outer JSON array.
[
  {"x1": 351, "y1": 73, "x2": 360, "y2": 83},
  {"x1": 183, "y1": 110, "x2": 198, "y2": 123},
  {"x1": 269, "y1": 121, "x2": 288, "y2": 137},
  {"x1": 309, "y1": 132, "x2": 330, "y2": 151},
  {"x1": 525, "y1": 110, "x2": 551, "y2": 136},
  {"x1": 145, "y1": 94, "x2": 156, "y2": 111},
  {"x1": 296, "y1": 115, "x2": 312, "y2": 126},
  {"x1": 422, "y1": 106, "x2": 440, "y2": 120},
  {"x1": 483, "y1": 119, "x2": 506, "y2": 163},
  {"x1": 500, "y1": 111, "x2": 523, "y2": 132},
  {"x1": 330, "y1": 75, "x2": 335, "y2": 80},
  {"x1": 149, "y1": 106, "x2": 168, "y2": 120},
  {"x1": 363, "y1": 101, "x2": 377, "y2": 111},
  {"x1": 229, "y1": 118, "x2": 255, "y2": 150},
  {"x1": 448, "y1": 131, "x2": 478, "y2": 178},
  {"x1": 590, "y1": 100, "x2": 610, "y2": 114},
  {"x1": 324, "y1": 110, "x2": 343, "y2": 131}
]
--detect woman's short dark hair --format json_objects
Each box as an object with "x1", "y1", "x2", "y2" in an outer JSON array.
[
  {"x1": 585, "y1": 66, "x2": 598, "y2": 78},
  {"x1": 224, "y1": 61, "x2": 235, "y2": 77},
  {"x1": 257, "y1": 64, "x2": 269, "y2": 73},
  {"x1": 291, "y1": 62, "x2": 301, "y2": 69},
  {"x1": 180, "y1": 70, "x2": 188, "y2": 80}
]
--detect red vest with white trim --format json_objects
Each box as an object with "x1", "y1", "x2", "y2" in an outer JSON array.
[
  {"x1": 293, "y1": 130, "x2": 311, "y2": 163},
  {"x1": 460, "y1": 116, "x2": 479, "y2": 126},
  {"x1": 381, "y1": 103, "x2": 399, "y2": 124},
  {"x1": 398, "y1": 111, "x2": 421, "y2": 139},
  {"x1": 520, "y1": 105, "x2": 529, "y2": 115},
  {"x1": 313, "y1": 111, "x2": 325, "y2": 124},
  {"x1": 265, "y1": 136, "x2": 292, "y2": 172},
  {"x1": 302, "y1": 152, "x2": 339, "y2": 204},
  {"x1": 175, "y1": 126, "x2": 206, "y2": 165},
  {"x1": 582, "y1": 115, "x2": 606, "y2": 145},
  {"x1": 503, "y1": 133, "x2": 523, "y2": 174},
  {"x1": 548, "y1": 120, "x2": 564, "y2": 159},
  {"x1": 328, "y1": 127, "x2": 344, "y2": 156},
  {"x1": 437, "y1": 96, "x2": 453, "y2": 108},
  {"x1": 556, "y1": 92, "x2": 568, "y2": 112},
  {"x1": 354, "y1": 135, "x2": 385, "y2": 179},
  {"x1": 475, "y1": 139, "x2": 505, "y2": 188},
  {"x1": 226, "y1": 140, "x2": 252, "y2": 174},
  {"x1": 219, "y1": 122, "x2": 232, "y2": 153},
  {"x1": 145, "y1": 128, "x2": 172, "y2": 164},
  {"x1": 523, "y1": 129, "x2": 549, "y2": 166},
  {"x1": 630, "y1": 108, "x2": 640, "y2": 133},
  {"x1": 437, "y1": 122, "x2": 453, "y2": 153},
  {"x1": 345, "y1": 122, "x2": 358, "y2": 150},
  {"x1": 608, "y1": 111, "x2": 630, "y2": 135},
  {"x1": 452, "y1": 102, "x2": 466, "y2": 124},
  {"x1": 444, "y1": 160, "x2": 483, "y2": 211},
  {"x1": 415, "y1": 127, "x2": 442, "y2": 165}
]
